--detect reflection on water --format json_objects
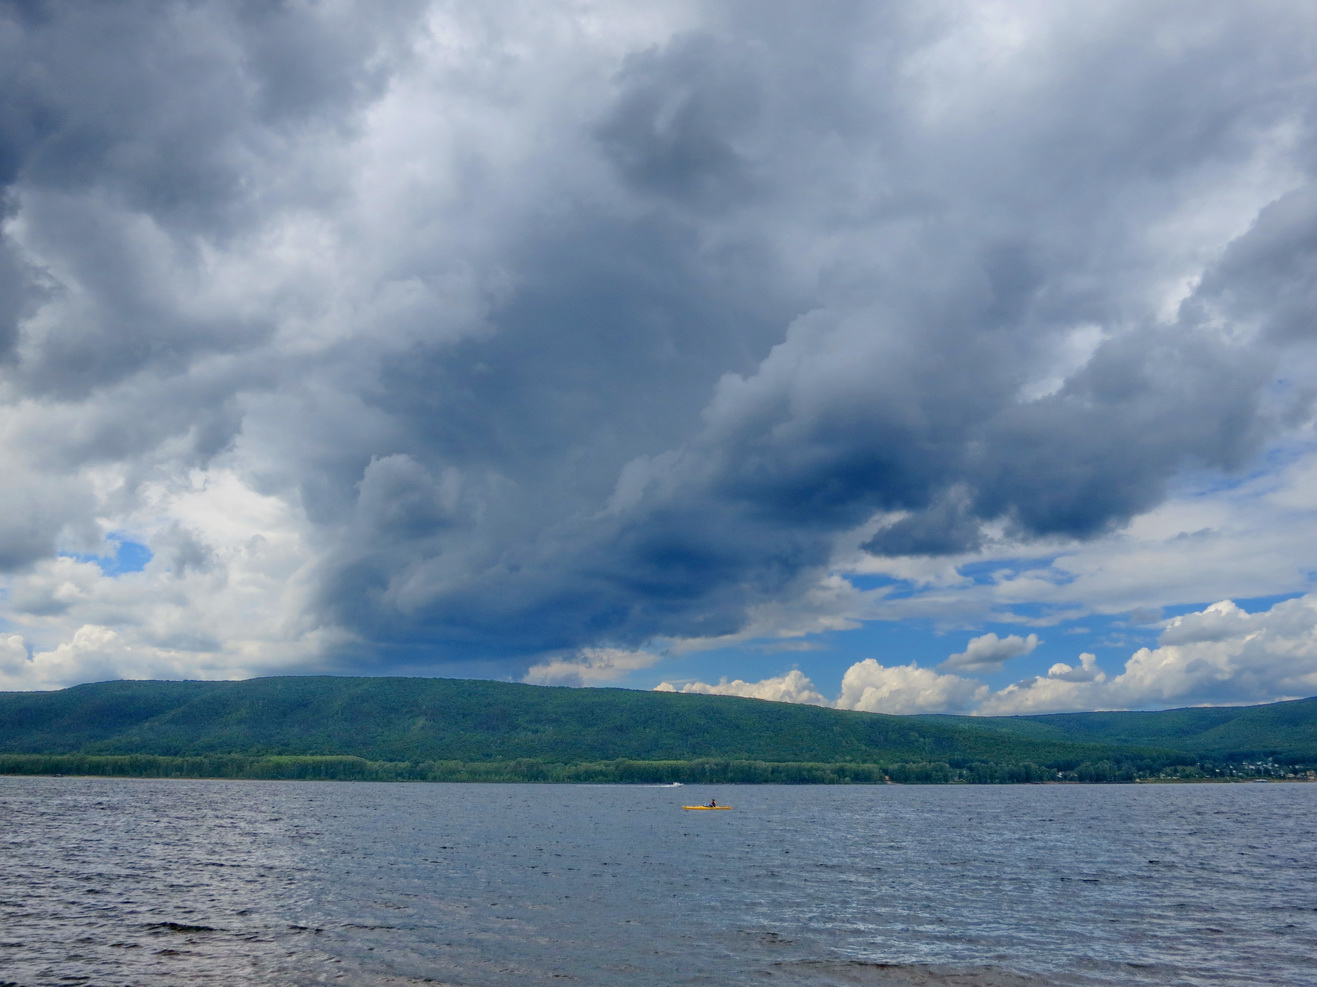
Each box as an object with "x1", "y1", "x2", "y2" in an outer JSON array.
[{"x1": 0, "y1": 777, "x2": 1313, "y2": 986}]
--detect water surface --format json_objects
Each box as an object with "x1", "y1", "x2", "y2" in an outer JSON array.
[{"x1": 0, "y1": 778, "x2": 1313, "y2": 986}]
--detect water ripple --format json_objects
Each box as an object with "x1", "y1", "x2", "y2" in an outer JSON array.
[{"x1": 0, "y1": 778, "x2": 1314, "y2": 986}]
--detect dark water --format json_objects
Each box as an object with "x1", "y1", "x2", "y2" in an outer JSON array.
[{"x1": 0, "y1": 778, "x2": 1314, "y2": 987}]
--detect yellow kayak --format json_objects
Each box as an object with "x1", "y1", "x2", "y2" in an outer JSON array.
[{"x1": 683, "y1": 805, "x2": 732, "y2": 810}]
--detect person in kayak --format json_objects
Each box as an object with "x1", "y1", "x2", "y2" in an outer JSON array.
[{"x1": 708, "y1": 798, "x2": 717, "y2": 807}]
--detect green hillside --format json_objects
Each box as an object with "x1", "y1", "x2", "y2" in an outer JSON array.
[
  {"x1": 0, "y1": 676, "x2": 1312, "y2": 784},
  {"x1": 0, "y1": 675, "x2": 1169, "y2": 768},
  {"x1": 916, "y1": 696, "x2": 1317, "y2": 762}
]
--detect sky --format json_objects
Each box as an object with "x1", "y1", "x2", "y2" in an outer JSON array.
[{"x1": 2, "y1": 0, "x2": 1317, "y2": 716}]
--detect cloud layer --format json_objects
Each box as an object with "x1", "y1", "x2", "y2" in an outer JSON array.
[
  {"x1": 664, "y1": 595, "x2": 1317, "y2": 715},
  {"x1": 1, "y1": 2, "x2": 1317, "y2": 700}
]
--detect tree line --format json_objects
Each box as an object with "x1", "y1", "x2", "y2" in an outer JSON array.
[{"x1": 1, "y1": 752, "x2": 1307, "y2": 784}]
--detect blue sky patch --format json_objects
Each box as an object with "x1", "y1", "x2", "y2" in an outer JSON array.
[{"x1": 64, "y1": 537, "x2": 153, "y2": 577}]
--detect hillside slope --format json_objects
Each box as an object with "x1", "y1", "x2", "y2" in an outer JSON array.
[
  {"x1": 0, "y1": 676, "x2": 1176, "y2": 767},
  {"x1": 917, "y1": 696, "x2": 1317, "y2": 762}
]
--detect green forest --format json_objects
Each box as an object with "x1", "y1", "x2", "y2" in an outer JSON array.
[{"x1": 0, "y1": 676, "x2": 1313, "y2": 784}]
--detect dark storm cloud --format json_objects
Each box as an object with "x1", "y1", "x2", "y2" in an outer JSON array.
[
  {"x1": 969, "y1": 321, "x2": 1274, "y2": 541},
  {"x1": 1, "y1": 0, "x2": 424, "y2": 398},
  {"x1": 301, "y1": 5, "x2": 1317, "y2": 669},
  {"x1": 596, "y1": 32, "x2": 765, "y2": 210},
  {"x1": 3, "y1": 1, "x2": 1317, "y2": 674},
  {"x1": 314, "y1": 207, "x2": 804, "y2": 659},
  {"x1": 369, "y1": 214, "x2": 787, "y2": 479},
  {"x1": 863, "y1": 492, "x2": 983, "y2": 558},
  {"x1": 1195, "y1": 185, "x2": 1317, "y2": 343},
  {"x1": 0, "y1": 0, "x2": 424, "y2": 568},
  {"x1": 0, "y1": 197, "x2": 38, "y2": 361},
  {"x1": 3, "y1": 0, "x2": 420, "y2": 221}
]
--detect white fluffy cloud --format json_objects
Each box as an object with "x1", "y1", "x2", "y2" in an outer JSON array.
[
  {"x1": 662, "y1": 661, "x2": 986, "y2": 715},
  {"x1": 0, "y1": 634, "x2": 30, "y2": 679},
  {"x1": 835, "y1": 660, "x2": 989, "y2": 715},
  {"x1": 1112, "y1": 597, "x2": 1317, "y2": 704},
  {"x1": 662, "y1": 595, "x2": 1317, "y2": 716},
  {"x1": 980, "y1": 596, "x2": 1317, "y2": 713},
  {"x1": 941, "y1": 632, "x2": 1039, "y2": 672},
  {"x1": 0, "y1": 469, "x2": 338, "y2": 690},
  {"x1": 655, "y1": 669, "x2": 827, "y2": 705},
  {"x1": 1046, "y1": 652, "x2": 1105, "y2": 683},
  {"x1": 524, "y1": 648, "x2": 663, "y2": 688}
]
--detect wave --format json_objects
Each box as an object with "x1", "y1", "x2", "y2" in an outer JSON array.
[{"x1": 769, "y1": 960, "x2": 1060, "y2": 986}]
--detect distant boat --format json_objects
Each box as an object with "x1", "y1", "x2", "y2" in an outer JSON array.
[{"x1": 683, "y1": 805, "x2": 732, "y2": 810}]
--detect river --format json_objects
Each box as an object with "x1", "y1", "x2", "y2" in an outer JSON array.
[{"x1": 0, "y1": 777, "x2": 1313, "y2": 986}]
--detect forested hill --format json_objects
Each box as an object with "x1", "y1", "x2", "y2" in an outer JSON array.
[
  {"x1": 0, "y1": 675, "x2": 1166, "y2": 767},
  {"x1": 0, "y1": 677, "x2": 1313, "y2": 782},
  {"x1": 917, "y1": 695, "x2": 1317, "y2": 762}
]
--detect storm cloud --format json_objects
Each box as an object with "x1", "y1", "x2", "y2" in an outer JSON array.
[{"x1": 2, "y1": 1, "x2": 1317, "y2": 691}]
